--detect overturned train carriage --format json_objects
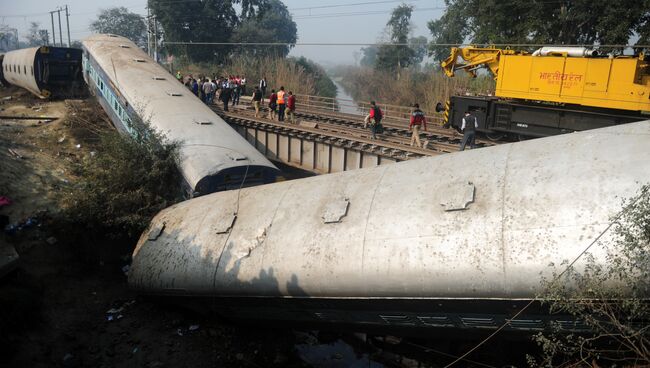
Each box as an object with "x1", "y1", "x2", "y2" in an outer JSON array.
[
  {"x1": 1, "y1": 46, "x2": 83, "y2": 98},
  {"x1": 81, "y1": 34, "x2": 279, "y2": 195},
  {"x1": 129, "y1": 121, "x2": 650, "y2": 333}
]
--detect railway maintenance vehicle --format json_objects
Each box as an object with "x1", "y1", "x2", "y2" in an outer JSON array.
[{"x1": 438, "y1": 46, "x2": 650, "y2": 139}]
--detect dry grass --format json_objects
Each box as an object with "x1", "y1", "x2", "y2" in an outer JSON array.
[{"x1": 334, "y1": 66, "x2": 495, "y2": 112}]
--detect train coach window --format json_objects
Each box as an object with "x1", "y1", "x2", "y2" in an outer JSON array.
[
  {"x1": 133, "y1": 58, "x2": 146, "y2": 63},
  {"x1": 152, "y1": 76, "x2": 166, "y2": 80},
  {"x1": 23, "y1": 66, "x2": 26, "y2": 74},
  {"x1": 30, "y1": 66, "x2": 33, "y2": 76},
  {"x1": 119, "y1": 45, "x2": 130, "y2": 48},
  {"x1": 166, "y1": 91, "x2": 183, "y2": 97}
]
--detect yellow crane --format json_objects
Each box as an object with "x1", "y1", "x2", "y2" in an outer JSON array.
[{"x1": 438, "y1": 46, "x2": 650, "y2": 138}]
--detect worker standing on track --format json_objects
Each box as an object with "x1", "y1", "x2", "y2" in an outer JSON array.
[
  {"x1": 268, "y1": 89, "x2": 277, "y2": 121},
  {"x1": 277, "y1": 86, "x2": 287, "y2": 122},
  {"x1": 409, "y1": 103, "x2": 427, "y2": 148},
  {"x1": 286, "y1": 91, "x2": 296, "y2": 124},
  {"x1": 241, "y1": 76, "x2": 247, "y2": 96},
  {"x1": 364, "y1": 101, "x2": 384, "y2": 139},
  {"x1": 252, "y1": 86, "x2": 263, "y2": 118},
  {"x1": 176, "y1": 71, "x2": 182, "y2": 82},
  {"x1": 220, "y1": 84, "x2": 232, "y2": 112},
  {"x1": 460, "y1": 110, "x2": 478, "y2": 151},
  {"x1": 259, "y1": 77, "x2": 267, "y2": 103}
]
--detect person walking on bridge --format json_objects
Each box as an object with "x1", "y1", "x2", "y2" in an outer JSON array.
[
  {"x1": 277, "y1": 86, "x2": 287, "y2": 122},
  {"x1": 268, "y1": 89, "x2": 277, "y2": 121},
  {"x1": 286, "y1": 91, "x2": 296, "y2": 124},
  {"x1": 252, "y1": 86, "x2": 263, "y2": 118},
  {"x1": 409, "y1": 103, "x2": 427, "y2": 148},
  {"x1": 460, "y1": 111, "x2": 478, "y2": 151},
  {"x1": 364, "y1": 101, "x2": 384, "y2": 139}
]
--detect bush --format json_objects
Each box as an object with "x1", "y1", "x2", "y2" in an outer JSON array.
[
  {"x1": 331, "y1": 65, "x2": 495, "y2": 113},
  {"x1": 177, "y1": 55, "x2": 338, "y2": 98},
  {"x1": 530, "y1": 185, "x2": 650, "y2": 367},
  {"x1": 58, "y1": 120, "x2": 183, "y2": 256}
]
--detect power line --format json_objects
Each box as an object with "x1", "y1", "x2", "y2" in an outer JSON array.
[
  {"x1": 157, "y1": 41, "x2": 649, "y2": 48},
  {"x1": 293, "y1": 7, "x2": 444, "y2": 20},
  {"x1": 291, "y1": 0, "x2": 425, "y2": 11}
]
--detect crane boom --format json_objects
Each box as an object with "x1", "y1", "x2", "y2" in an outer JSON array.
[{"x1": 440, "y1": 46, "x2": 516, "y2": 78}]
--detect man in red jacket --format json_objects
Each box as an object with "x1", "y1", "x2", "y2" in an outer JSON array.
[
  {"x1": 286, "y1": 91, "x2": 296, "y2": 124},
  {"x1": 409, "y1": 103, "x2": 427, "y2": 148}
]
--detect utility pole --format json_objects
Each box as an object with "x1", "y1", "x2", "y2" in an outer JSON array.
[
  {"x1": 65, "y1": 5, "x2": 71, "y2": 47},
  {"x1": 57, "y1": 8, "x2": 63, "y2": 46},
  {"x1": 153, "y1": 16, "x2": 158, "y2": 62},
  {"x1": 50, "y1": 11, "x2": 56, "y2": 46},
  {"x1": 146, "y1": 7, "x2": 151, "y2": 56}
]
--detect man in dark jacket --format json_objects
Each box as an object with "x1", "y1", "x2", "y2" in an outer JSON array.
[
  {"x1": 460, "y1": 111, "x2": 478, "y2": 151},
  {"x1": 220, "y1": 86, "x2": 232, "y2": 112}
]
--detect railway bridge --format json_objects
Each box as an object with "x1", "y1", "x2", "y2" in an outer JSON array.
[{"x1": 215, "y1": 94, "x2": 498, "y2": 175}]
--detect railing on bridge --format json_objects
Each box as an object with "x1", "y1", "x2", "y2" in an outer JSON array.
[{"x1": 294, "y1": 93, "x2": 443, "y2": 126}]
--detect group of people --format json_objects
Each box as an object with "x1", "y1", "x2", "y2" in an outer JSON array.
[
  {"x1": 363, "y1": 101, "x2": 478, "y2": 151},
  {"x1": 265, "y1": 86, "x2": 297, "y2": 123},
  {"x1": 174, "y1": 71, "x2": 478, "y2": 151},
  {"x1": 175, "y1": 72, "x2": 249, "y2": 111},
  {"x1": 174, "y1": 73, "x2": 298, "y2": 123}
]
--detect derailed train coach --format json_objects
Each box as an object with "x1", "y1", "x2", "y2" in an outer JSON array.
[
  {"x1": 81, "y1": 34, "x2": 280, "y2": 195},
  {"x1": 1, "y1": 46, "x2": 84, "y2": 98},
  {"x1": 128, "y1": 121, "x2": 650, "y2": 333}
]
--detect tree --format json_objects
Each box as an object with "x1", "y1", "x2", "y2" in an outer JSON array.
[
  {"x1": 149, "y1": 0, "x2": 274, "y2": 63},
  {"x1": 375, "y1": 4, "x2": 417, "y2": 73},
  {"x1": 428, "y1": 0, "x2": 650, "y2": 61},
  {"x1": 25, "y1": 22, "x2": 49, "y2": 47},
  {"x1": 90, "y1": 7, "x2": 146, "y2": 47},
  {"x1": 409, "y1": 36, "x2": 428, "y2": 65},
  {"x1": 0, "y1": 26, "x2": 19, "y2": 51},
  {"x1": 231, "y1": 0, "x2": 297, "y2": 58},
  {"x1": 531, "y1": 185, "x2": 650, "y2": 366},
  {"x1": 360, "y1": 46, "x2": 378, "y2": 67}
]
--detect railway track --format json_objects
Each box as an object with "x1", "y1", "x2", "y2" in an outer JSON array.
[
  {"x1": 211, "y1": 106, "x2": 439, "y2": 161},
  {"x1": 214, "y1": 103, "x2": 493, "y2": 155}
]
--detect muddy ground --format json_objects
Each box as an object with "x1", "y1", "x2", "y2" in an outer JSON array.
[{"x1": 0, "y1": 85, "x2": 538, "y2": 368}]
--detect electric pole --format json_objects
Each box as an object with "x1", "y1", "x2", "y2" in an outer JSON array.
[
  {"x1": 65, "y1": 5, "x2": 71, "y2": 47},
  {"x1": 57, "y1": 8, "x2": 63, "y2": 46},
  {"x1": 146, "y1": 7, "x2": 151, "y2": 56},
  {"x1": 153, "y1": 16, "x2": 158, "y2": 62},
  {"x1": 50, "y1": 11, "x2": 56, "y2": 46}
]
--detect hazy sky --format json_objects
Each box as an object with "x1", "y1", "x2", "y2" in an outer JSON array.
[{"x1": 1, "y1": 0, "x2": 445, "y2": 65}]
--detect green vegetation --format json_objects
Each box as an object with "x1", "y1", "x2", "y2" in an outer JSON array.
[
  {"x1": 231, "y1": 0, "x2": 297, "y2": 58},
  {"x1": 90, "y1": 7, "x2": 147, "y2": 47},
  {"x1": 530, "y1": 185, "x2": 650, "y2": 366},
  {"x1": 148, "y1": 0, "x2": 297, "y2": 63},
  {"x1": 181, "y1": 56, "x2": 338, "y2": 99},
  {"x1": 428, "y1": 0, "x2": 650, "y2": 61},
  {"x1": 59, "y1": 118, "x2": 182, "y2": 255}
]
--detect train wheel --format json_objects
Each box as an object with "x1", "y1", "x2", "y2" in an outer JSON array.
[{"x1": 485, "y1": 132, "x2": 505, "y2": 141}]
